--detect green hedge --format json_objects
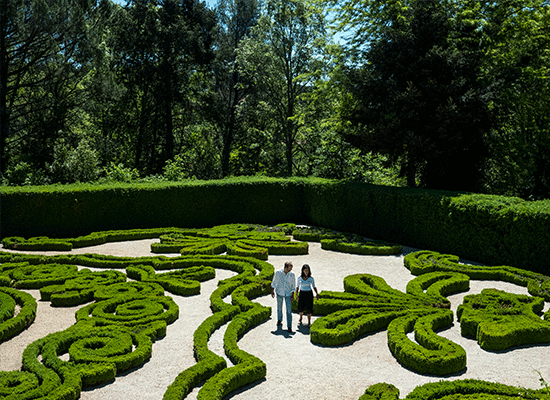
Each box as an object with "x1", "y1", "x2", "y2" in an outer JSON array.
[
  {"x1": 2, "y1": 177, "x2": 549, "y2": 272},
  {"x1": 310, "y1": 272, "x2": 471, "y2": 376},
  {"x1": 404, "y1": 250, "x2": 550, "y2": 301},
  {"x1": 0, "y1": 177, "x2": 309, "y2": 239},
  {"x1": 457, "y1": 288, "x2": 550, "y2": 351},
  {"x1": 321, "y1": 238, "x2": 402, "y2": 255},
  {"x1": 357, "y1": 379, "x2": 550, "y2": 399},
  {"x1": 304, "y1": 181, "x2": 550, "y2": 273},
  {"x1": 0, "y1": 287, "x2": 37, "y2": 343},
  {"x1": 40, "y1": 270, "x2": 127, "y2": 307}
]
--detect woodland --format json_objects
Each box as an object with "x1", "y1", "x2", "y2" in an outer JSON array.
[{"x1": 1, "y1": 0, "x2": 550, "y2": 199}]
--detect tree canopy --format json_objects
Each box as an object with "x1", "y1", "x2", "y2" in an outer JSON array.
[{"x1": 1, "y1": 0, "x2": 549, "y2": 199}]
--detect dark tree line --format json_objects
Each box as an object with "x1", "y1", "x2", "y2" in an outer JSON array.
[{"x1": 1, "y1": 0, "x2": 550, "y2": 199}]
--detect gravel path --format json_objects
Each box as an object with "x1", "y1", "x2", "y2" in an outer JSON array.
[{"x1": 1, "y1": 239, "x2": 549, "y2": 400}]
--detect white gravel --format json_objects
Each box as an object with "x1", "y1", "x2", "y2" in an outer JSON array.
[{"x1": 1, "y1": 239, "x2": 549, "y2": 400}]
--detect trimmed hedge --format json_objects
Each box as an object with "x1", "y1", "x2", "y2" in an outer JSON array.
[
  {"x1": 386, "y1": 310, "x2": 467, "y2": 376},
  {"x1": 0, "y1": 249, "x2": 278, "y2": 400},
  {"x1": 303, "y1": 180, "x2": 550, "y2": 273},
  {"x1": 126, "y1": 264, "x2": 215, "y2": 296},
  {"x1": 0, "y1": 287, "x2": 37, "y2": 343},
  {"x1": 75, "y1": 294, "x2": 179, "y2": 327},
  {"x1": 197, "y1": 303, "x2": 270, "y2": 400},
  {"x1": 3, "y1": 177, "x2": 549, "y2": 272},
  {"x1": 457, "y1": 288, "x2": 550, "y2": 351},
  {"x1": 358, "y1": 379, "x2": 550, "y2": 399},
  {"x1": 311, "y1": 272, "x2": 470, "y2": 376},
  {"x1": 321, "y1": 238, "x2": 402, "y2": 255},
  {"x1": 40, "y1": 270, "x2": 127, "y2": 307},
  {"x1": 0, "y1": 177, "x2": 309, "y2": 239},
  {"x1": 404, "y1": 250, "x2": 550, "y2": 301}
]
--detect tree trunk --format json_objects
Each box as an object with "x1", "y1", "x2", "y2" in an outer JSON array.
[{"x1": 0, "y1": 4, "x2": 9, "y2": 174}]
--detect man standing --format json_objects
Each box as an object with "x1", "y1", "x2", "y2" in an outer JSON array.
[{"x1": 271, "y1": 261, "x2": 296, "y2": 332}]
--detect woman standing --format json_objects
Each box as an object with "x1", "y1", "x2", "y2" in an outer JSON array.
[{"x1": 296, "y1": 264, "x2": 319, "y2": 326}]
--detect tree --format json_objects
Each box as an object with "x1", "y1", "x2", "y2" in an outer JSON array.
[
  {"x1": 110, "y1": 0, "x2": 216, "y2": 174},
  {"x1": 470, "y1": 0, "x2": 550, "y2": 199},
  {"x1": 237, "y1": 0, "x2": 327, "y2": 176},
  {"x1": 340, "y1": 0, "x2": 491, "y2": 189},
  {"x1": 0, "y1": 0, "x2": 108, "y2": 175},
  {"x1": 212, "y1": 0, "x2": 260, "y2": 177}
]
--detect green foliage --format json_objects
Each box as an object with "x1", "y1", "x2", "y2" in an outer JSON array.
[
  {"x1": 0, "y1": 287, "x2": 37, "y2": 343},
  {"x1": 49, "y1": 138, "x2": 100, "y2": 184},
  {"x1": 311, "y1": 272, "x2": 470, "y2": 376},
  {"x1": 358, "y1": 379, "x2": 550, "y2": 399},
  {"x1": 341, "y1": 0, "x2": 490, "y2": 190},
  {"x1": 40, "y1": 270, "x2": 127, "y2": 307},
  {"x1": 404, "y1": 250, "x2": 550, "y2": 301},
  {"x1": 126, "y1": 264, "x2": 215, "y2": 296},
  {"x1": 103, "y1": 162, "x2": 140, "y2": 183},
  {"x1": 457, "y1": 288, "x2": 550, "y2": 351},
  {"x1": 321, "y1": 238, "x2": 402, "y2": 255}
]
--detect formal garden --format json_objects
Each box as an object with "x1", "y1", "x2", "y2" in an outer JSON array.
[
  {"x1": 0, "y1": 221, "x2": 550, "y2": 399},
  {"x1": 1, "y1": 178, "x2": 550, "y2": 399}
]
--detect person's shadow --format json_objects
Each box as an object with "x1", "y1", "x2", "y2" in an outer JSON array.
[
  {"x1": 296, "y1": 324, "x2": 310, "y2": 335},
  {"x1": 271, "y1": 324, "x2": 296, "y2": 338}
]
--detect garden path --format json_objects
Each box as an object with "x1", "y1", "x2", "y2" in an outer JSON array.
[{"x1": 1, "y1": 240, "x2": 549, "y2": 399}]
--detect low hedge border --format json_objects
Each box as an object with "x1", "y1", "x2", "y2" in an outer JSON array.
[
  {"x1": 0, "y1": 287, "x2": 37, "y2": 343},
  {"x1": 0, "y1": 250, "x2": 277, "y2": 400},
  {"x1": 292, "y1": 226, "x2": 345, "y2": 242},
  {"x1": 386, "y1": 310, "x2": 467, "y2": 376},
  {"x1": 405, "y1": 271, "x2": 470, "y2": 308},
  {"x1": 0, "y1": 252, "x2": 274, "y2": 285},
  {"x1": 404, "y1": 250, "x2": 550, "y2": 301},
  {"x1": 457, "y1": 288, "x2": 550, "y2": 351},
  {"x1": 7, "y1": 263, "x2": 80, "y2": 290},
  {"x1": 1, "y1": 228, "x2": 186, "y2": 252},
  {"x1": 163, "y1": 305, "x2": 240, "y2": 400},
  {"x1": 197, "y1": 303, "x2": 270, "y2": 400},
  {"x1": 359, "y1": 378, "x2": 550, "y2": 399},
  {"x1": 75, "y1": 294, "x2": 179, "y2": 328},
  {"x1": 311, "y1": 272, "x2": 471, "y2": 376},
  {"x1": 126, "y1": 264, "x2": 215, "y2": 296},
  {"x1": 94, "y1": 281, "x2": 165, "y2": 301},
  {"x1": 39, "y1": 270, "x2": 127, "y2": 307},
  {"x1": 164, "y1": 257, "x2": 272, "y2": 399},
  {"x1": 321, "y1": 238, "x2": 402, "y2": 255},
  {"x1": 20, "y1": 334, "x2": 83, "y2": 400}
]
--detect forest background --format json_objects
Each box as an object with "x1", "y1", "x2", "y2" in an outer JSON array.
[{"x1": 1, "y1": 0, "x2": 549, "y2": 199}]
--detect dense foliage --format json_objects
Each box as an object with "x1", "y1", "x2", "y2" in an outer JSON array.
[{"x1": 1, "y1": 0, "x2": 549, "y2": 198}]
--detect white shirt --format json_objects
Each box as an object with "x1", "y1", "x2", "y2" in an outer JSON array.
[
  {"x1": 297, "y1": 276, "x2": 316, "y2": 292},
  {"x1": 271, "y1": 268, "x2": 296, "y2": 297}
]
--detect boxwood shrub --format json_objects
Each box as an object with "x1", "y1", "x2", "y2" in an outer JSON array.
[
  {"x1": 358, "y1": 379, "x2": 550, "y2": 399},
  {"x1": 0, "y1": 287, "x2": 37, "y2": 343},
  {"x1": 405, "y1": 250, "x2": 550, "y2": 301},
  {"x1": 457, "y1": 288, "x2": 550, "y2": 351}
]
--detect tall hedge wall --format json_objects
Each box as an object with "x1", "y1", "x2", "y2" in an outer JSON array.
[
  {"x1": 303, "y1": 181, "x2": 550, "y2": 273},
  {"x1": 0, "y1": 178, "x2": 309, "y2": 239},
  {"x1": 1, "y1": 177, "x2": 549, "y2": 273}
]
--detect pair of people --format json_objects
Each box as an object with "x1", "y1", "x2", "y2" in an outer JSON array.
[{"x1": 270, "y1": 261, "x2": 319, "y2": 332}]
